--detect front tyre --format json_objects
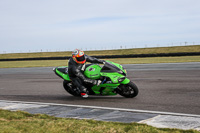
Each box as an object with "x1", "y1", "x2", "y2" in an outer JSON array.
[{"x1": 117, "y1": 81, "x2": 139, "y2": 98}]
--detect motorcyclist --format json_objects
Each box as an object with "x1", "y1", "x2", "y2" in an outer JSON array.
[{"x1": 68, "y1": 49, "x2": 105, "y2": 98}]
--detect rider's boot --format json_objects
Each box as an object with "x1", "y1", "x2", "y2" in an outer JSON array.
[
  {"x1": 81, "y1": 93, "x2": 88, "y2": 98},
  {"x1": 80, "y1": 87, "x2": 88, "y2": 98}
]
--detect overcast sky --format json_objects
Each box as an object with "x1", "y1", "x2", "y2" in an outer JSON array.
[{"x1": 0, "y1": 0, "x2": 200, "y2": 53}]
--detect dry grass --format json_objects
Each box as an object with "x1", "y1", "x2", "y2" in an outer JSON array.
[
  {"x1": 0, "y1": 45, "x2": 200, "y2": 59},
  {"x1": 0, "y1": 56, "x2": 200, "y2": 68}
]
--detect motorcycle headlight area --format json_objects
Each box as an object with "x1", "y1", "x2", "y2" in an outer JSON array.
[{"x1": 118, "y1": 77, "x2": 126, "y2": 82}]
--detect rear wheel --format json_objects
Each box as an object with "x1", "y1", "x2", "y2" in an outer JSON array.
[
  {"x1": 63, "y1": 80, "x2": 80, "y2": 97},
  {"x1": 117, "y1": 81, "x2": 139, "y2": 98}
]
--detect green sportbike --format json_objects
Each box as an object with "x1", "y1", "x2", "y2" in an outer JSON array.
[{"x1": 53, "y1": 61, "x2": 138, "y2": 98}]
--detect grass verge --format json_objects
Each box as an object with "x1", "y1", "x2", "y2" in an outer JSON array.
[
  {"x1": 0, "y1": 109, "x2": 198, "y2": 133},
  {"x1": 0, "y1": 56, "x2": 200, "y2": 68}
]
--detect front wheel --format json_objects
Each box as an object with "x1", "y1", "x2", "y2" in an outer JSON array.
[{"x1": 117, "y1": 81, "x2": 139, "y2": 98}]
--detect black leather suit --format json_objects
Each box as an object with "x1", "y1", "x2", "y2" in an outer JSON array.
[{"x1": 68, "y1": 55, "x2": 104, "y2": 93}]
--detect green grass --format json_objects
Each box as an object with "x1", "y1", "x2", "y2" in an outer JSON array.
[
  {"x1": 0, "y1": 45, "x2": 200, "y2": 59},
  {"x1": 0, "y1": 56, "x2": 200, "y2": 68},
  {"x1": 0, "y1": 109, "x2": 198, "y2": 133}
]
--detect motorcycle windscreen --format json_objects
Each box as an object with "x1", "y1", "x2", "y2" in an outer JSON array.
[{"x1": 101, "y1": 62, "x2": 120, "y2": 73}]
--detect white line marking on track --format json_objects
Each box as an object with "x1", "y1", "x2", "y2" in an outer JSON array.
[{"x1": 0, "y1": 100, "x2": 200, "y2": 118}]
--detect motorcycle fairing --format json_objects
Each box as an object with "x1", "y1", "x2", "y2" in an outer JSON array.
[
  {"x1": 84, "y1": 64, "x2": 102, "y2": 79},
  {"x1": 53, "y1": 66, "x2": 71, "y2": 81},
  {"x1": 101, "y1": 61, "x2": 127, "y2": 76}
]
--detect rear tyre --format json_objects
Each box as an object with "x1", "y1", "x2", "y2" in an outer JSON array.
[
  {"x1": 117, "y1": 81, "x2": 139, "y2": 98},
  {"x1": 63, "y1": 80, "x2": 80, "y2": 97}
]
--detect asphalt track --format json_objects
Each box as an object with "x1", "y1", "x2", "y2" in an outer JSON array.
[{"x1": 0, "y1": 62, "x2": 200, "y2": 115}]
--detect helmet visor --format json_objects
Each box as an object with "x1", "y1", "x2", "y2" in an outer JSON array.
[{"x1": 76, "y1": 55, "x2": 85, "y2": 61}]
